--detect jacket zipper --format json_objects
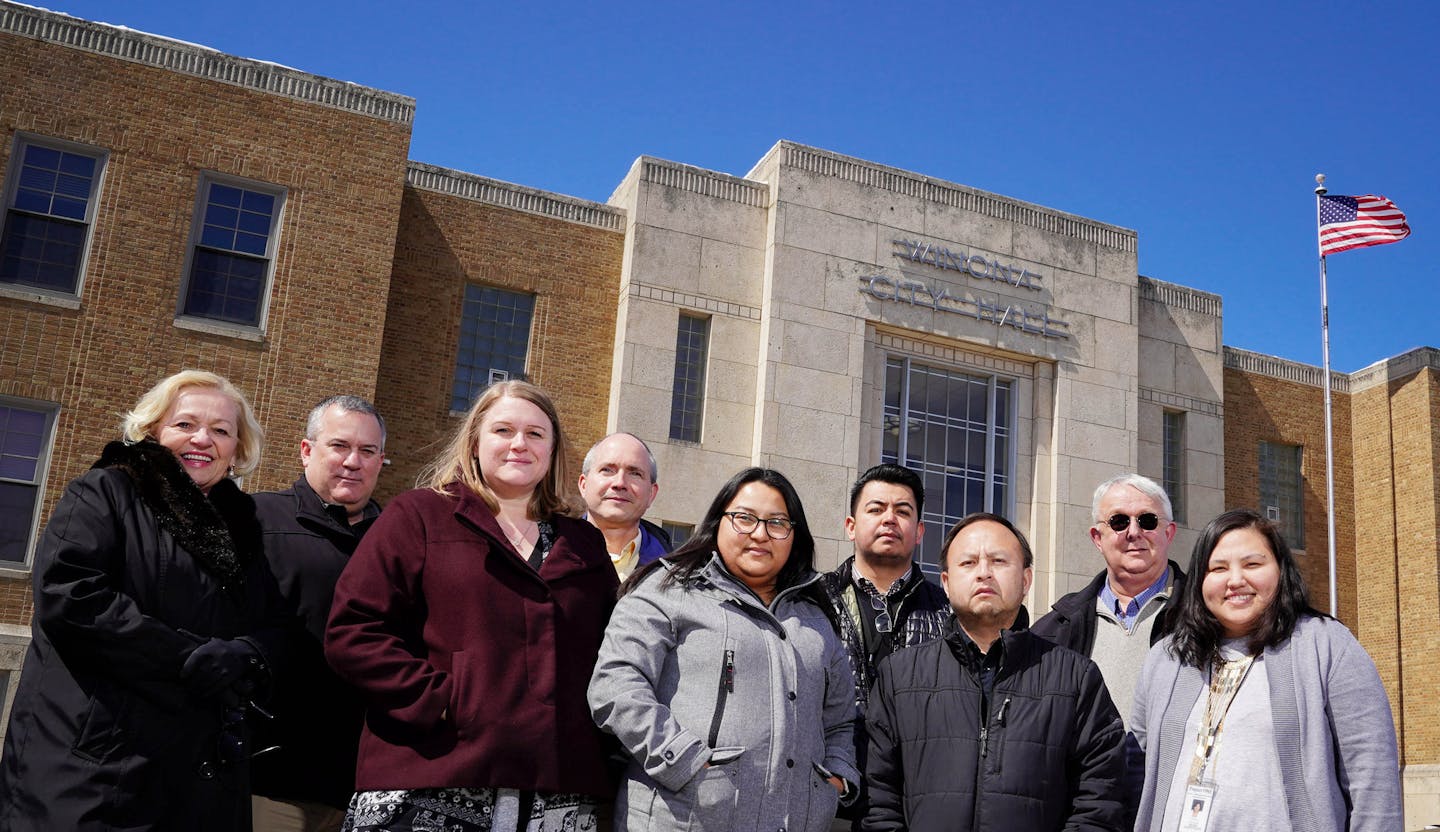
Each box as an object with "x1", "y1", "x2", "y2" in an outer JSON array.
[{"x1": 707, "y1": 649, "x2": 736, "y2": 747}]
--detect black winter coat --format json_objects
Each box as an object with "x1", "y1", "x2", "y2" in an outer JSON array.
[
  {"x1": 864, "y1": 618, "x2": 1125, "y2": 832},
  {"x1": 0, "y1": 440, "x2": 282, "y2": 832},
  {"x1": 250, "y1": 476, "x2": 377, "y2": 808},
  {"x1": 1028, "y1": 563, "x2": 1187, "y2": 655}
]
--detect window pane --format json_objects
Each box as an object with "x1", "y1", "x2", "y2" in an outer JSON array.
[
  {"x1": 669, "y1": 314, "x2": 709, "y2": 442},
  {"x1": 184, "y1": 249, "x2": 264, "y2": 326},
  {"x1": 883, "y1": 357, "x2": 1014, "y2": 574},
  {"x1": 0, "y1": 482, "x2": 39, "y2": 565},
  {"x1": 1162, "y1": 411, "x2": 1185, "y2": 524},
  {"x1": 0, "y1": 212, "x2": 86, "y2": 292},
  {"x1": 450, "y1": 285, "x2": 535, "y2": 411},
  {"x1": 1258, "y1": 441, "x2": 1303, "y2": 548}
]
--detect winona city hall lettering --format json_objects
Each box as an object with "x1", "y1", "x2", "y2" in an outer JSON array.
[{"x1": 855, "y1": 238, "x2": 1071, "y2": 340}]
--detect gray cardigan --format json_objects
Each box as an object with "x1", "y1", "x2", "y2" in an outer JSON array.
[
  {"x1": 1131, "y1": 615, "x2": 1402, "y2": 832},
  {"x1": 588, "y1": 556, "x2": 859, "y2": 832}
]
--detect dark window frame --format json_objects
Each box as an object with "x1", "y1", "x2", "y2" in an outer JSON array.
[
  {"x1": 1259, "y1": 440, "x2": 1304, "y2": 548},
  {"x1": 1162, "y1": 410, "x2": 1186, "y2": 524},
  {"x1": 881, "y1": 355, "x2": 1015, "y2": 576},
  {"x1": 669, "y1": 313, "x2": 709, "y2": 443},
  {"x1": 450, "y1": 284, "x2": 535, "y2": 413}
]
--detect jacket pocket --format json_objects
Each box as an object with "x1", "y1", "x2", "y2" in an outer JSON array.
[
  {"x1": 689, "y1": 761, "x2": 740, "y2": 829},
  {"x1": 71, "y1": 691, "x2": 129, "y2": 763},
  {"x1": 805, "y1": 762, "x2": 841, "y2": 831},
  {"x1": 448, "y1": 651, "x2": 476, "y2": 738}
]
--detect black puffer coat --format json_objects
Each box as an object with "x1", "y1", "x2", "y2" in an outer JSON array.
[
  {"x1": 0, "y1": 440, "x2": 282, "y2": 832},
  {"x1": 864, "y1": 618, "x2": 1125, "y2": 832}
]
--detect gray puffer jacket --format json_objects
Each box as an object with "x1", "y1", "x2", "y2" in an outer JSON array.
[{"x1": 589, "y1": 555, "x2": 859, "y2": 832}]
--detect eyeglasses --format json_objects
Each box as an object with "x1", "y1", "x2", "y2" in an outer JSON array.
[
  {"x1": 1103, "y1": 512, "x2": 1161, "y2": 533},
  {"x1": 871, "y1": 594, "x2": 893, "y2": 634},
  {"x1": 723, "y1": 511, "x2": 796, "y2": 540}
]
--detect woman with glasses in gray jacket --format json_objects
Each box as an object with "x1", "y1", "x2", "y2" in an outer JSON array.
[{"x1": 589, "y1": 467, "x2": 859, "y2": 832}]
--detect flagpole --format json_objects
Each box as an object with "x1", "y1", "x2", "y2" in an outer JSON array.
[{"x1": 1315, "y1": 173, "x2": 1338, "y2": 617}]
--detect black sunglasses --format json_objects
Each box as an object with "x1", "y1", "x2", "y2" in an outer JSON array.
[
  {"x1": 1104, "y1": 512, "x2": 1160, "y2": 532},
  {"x1": 871, "y1": 594, "x2": 893, "y2": 634}
]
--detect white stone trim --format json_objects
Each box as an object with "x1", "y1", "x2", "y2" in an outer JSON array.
[
  {"x1": 874, "y1": 327, "x2": 1035, "y2": 378},
  {"x1": 406, "y1": 162, "x2": 625, "y2": 231},
  {"x1": 1348, "y1": 347, "x2": 1440, "y2": 393},
  {"x1": 1139, "y1": 386, "x2": 1223, "y2": 417},
  {"x1": 637, "y1": 158, "x2": 769, "y2": 208},
  {"x1": 1222, "y1": 347, "x2": 1350, "y2": 392},
  {"x1": 773, "y1": 142, "x2": 1138, "y2": 253},
  {"x1": 627, "y1": 281, "x2": 760, "y2": 319},
  {"x1": 0, "y1": 1, "x2": 415, "y2": 124},
  {"x1": 1139, "y1": 275, "x2": 1222, "y2": 316}
]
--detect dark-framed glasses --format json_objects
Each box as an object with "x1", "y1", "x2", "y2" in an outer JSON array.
[
  {"x1": 1103, "y1": 512, "x2": 1161, "y2": 533},
  {"x1": 722, "y1": 511, "x2": 795, "y2": 540}
]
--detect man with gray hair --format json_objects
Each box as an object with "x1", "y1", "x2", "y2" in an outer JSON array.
[
  {"x1": 251, "y1": 395, "x2": 387, "y2": 831},
  {"x1": 578, "y1": 432, "x2": 671, "y2": 580},
  {"x1": 1030, "y1": 473, "x2": 1187, "y2": 727}
]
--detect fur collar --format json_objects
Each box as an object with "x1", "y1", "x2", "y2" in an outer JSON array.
[{"x1": 95, "y1": 439, "x2": 260, "y2": 591}]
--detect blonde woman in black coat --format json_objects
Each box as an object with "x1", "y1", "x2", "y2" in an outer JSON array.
[{"x1": 0, "y1": 370, "x2": 282, "y2": 831}]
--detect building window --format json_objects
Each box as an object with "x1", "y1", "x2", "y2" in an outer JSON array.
[
  {"x1": 1259, "y1": 441, "x2": 1304, "y2": 548},
  {"x1": 881, "y1": 356, "x2": 1013, "y2": 575},
  {"x1": 0, "y1": 400, "x2": 59, "y2": 567},
  {"x1": 0, "y1": 136, "x2": 106, "y2": 295},
  {"x1": 660, "y1": 522, "x2": 693, "y2": 549},
  {"x1": 669, "y1": 314, "x2": 709, "y2": 442},
  {"x1": 450, "y1": 284, "x2": 535, "y2": 412},
  {"x1": 1162, "y1": 410, "x2": 1185, "y2": 524},
  {"x1": 179, "y1": 173, "x2": 284, "y2": 328}
]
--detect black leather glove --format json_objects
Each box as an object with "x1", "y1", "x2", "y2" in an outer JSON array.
[{"x1": 182, "y1": 638, "x2": 263, "y2": 700}]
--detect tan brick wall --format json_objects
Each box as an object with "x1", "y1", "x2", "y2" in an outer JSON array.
[
  {"x1": 0, "y1": 34, "x2": 412, "y2": 622},
  {"x1": 1380, "y1": 369, "x2": 1440, "y2": 767},
  {"x1": 373, "y1": 186, "x2": 624, "y2": 507},
  {"x1": 1222, "y1": 367, "x2": 1356, "y2": 620}
]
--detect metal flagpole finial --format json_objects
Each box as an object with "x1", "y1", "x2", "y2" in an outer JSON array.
[{"x1": 1315, "y1": 173, "x2": 1327, "y2": 195}]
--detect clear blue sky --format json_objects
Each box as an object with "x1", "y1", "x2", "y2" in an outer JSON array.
[{"x1": 38, "y1": 0, "x2": 1439, "y2": 372}]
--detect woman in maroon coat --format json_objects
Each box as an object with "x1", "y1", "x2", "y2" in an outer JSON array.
[{"x1": 326, "y1": 380, "x2": 618, "y2": 831}]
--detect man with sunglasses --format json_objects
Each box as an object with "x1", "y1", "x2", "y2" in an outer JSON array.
[
  {"x1": 1031, "y1": 473, "x2": 1187, "y2": 728},
  {"x1": 820, "y1": 464, "x2": 951, "y2": 830}
]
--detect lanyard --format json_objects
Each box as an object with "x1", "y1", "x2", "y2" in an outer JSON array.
[{"x1": 1187, "y1": 654, "x2": 1255, "y2": 785}]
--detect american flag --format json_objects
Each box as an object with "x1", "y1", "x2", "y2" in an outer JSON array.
[{"x1": 1318, "y1": 194, "x2": 1410, "y2": 256}]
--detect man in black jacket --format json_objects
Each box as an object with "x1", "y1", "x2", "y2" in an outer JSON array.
[
  {"x1": 251, "y1": 395, "x2": 386, "y2": 831},
  {"x1": 865, "y1": 513, "x2": 1124, "y2": 832},
  {"x1": 1029, "y1": 473, "x2": 1186, "y2": 728},
  {"x1": 820, "y1": 464, "x2": 949, "y2": 829}
]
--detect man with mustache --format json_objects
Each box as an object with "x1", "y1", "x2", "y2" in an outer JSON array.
[{"x1": 864, "y1": 513, "x2": 1125, "y2": 831}]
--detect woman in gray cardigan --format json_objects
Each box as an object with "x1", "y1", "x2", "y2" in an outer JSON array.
[
  {"x1": 1131, "y1": 509, "x2": 1401, "y2": 831},
  {"x1": 589, "y1": 467, "x2": 859, "y2": 832}
]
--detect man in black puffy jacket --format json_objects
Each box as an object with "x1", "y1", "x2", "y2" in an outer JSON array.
[{"x1": 864, "y1": 513, "x2": 1125, "y2": 832}]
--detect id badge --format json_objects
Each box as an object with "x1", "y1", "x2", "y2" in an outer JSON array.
[{"x1": 1178, "y1": 783, "x2": 1216, "y2": 832}]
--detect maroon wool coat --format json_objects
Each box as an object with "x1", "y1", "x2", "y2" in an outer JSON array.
[{"x1": 324, "y1": 484, "x2": 618, "y2": 796}]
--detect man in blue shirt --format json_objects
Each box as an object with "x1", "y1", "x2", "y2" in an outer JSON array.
[{"x1": 579, "y1": 432, "x2": 671, "y2": 580}]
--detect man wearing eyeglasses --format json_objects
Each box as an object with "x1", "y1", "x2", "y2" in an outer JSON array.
[
  {"x1": 820, "y1": 464, "x2": 950, "y2": 830},
  {"x1": 1031, "y1": 473, "x2": 1187, "y2": 728}
]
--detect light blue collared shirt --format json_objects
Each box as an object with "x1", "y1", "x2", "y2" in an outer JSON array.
[{"x1": 1098, "y1": 567, "x2": 1171, "y2": 632}]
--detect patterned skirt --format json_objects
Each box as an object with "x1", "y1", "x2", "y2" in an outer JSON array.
[{"x1": 343, "y1": 788, "x2": 600, "y2": 832}]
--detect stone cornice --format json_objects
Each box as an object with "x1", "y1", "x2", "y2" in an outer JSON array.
[
  {"x1": 1225, "y1": 345, "x2": 1440, "y2": 393},
  {"x1": 0, "y1": 1, "x2": 415, "y2": 124},
  {"x1": 762, "y1": 141, "x2": 1138, "y2": 253},
  {"x1": 1223, "y1": 347, "x2": 1350, "y2": 393},
  {"x1": 406, "y1": 162, "x2": 625, "y2": 232},
  {"x1": 631, "y1": 157, "x2": 770, "y2": 208},
  {"x1": 1139, "y1": 386, "x2": 1223, "y2": 417},
  {"x1": 1347, "y1": 347, "x2": 1440, "y2": 393},
  {"x1": 1139, "y1": 276, "x2": 1222, "y2": 317}
]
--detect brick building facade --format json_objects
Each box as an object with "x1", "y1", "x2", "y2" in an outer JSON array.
[{"x1": 2, "y1": 2, "x2": 1437, "y2": 823}]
